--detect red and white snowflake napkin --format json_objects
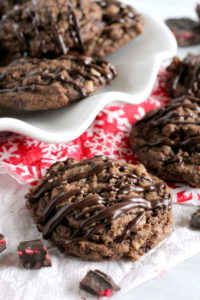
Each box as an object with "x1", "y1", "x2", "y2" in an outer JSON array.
[{"x1": 0, "y1": 70, "x2": 199, "y2": 205}]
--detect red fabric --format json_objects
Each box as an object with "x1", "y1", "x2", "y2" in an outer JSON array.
[{"x1": 0, "y1": 70, "x2": 199, "y2": 204}]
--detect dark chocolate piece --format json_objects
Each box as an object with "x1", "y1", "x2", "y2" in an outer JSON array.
[
  {"x1": 0, "y1": 55, "x2": 116, "y2": 111},
  {"x1": 167, "y1": 54, "x2": 200, "y2": 98},
  {"x1": 0, "y1": 233, "x2": 6, "y2": 253},
  {"x1": 26, "y1": 156, "x2": 172, "y2": 261},
  {"x1": 80, "y1": 269, "x2": 120, "y2": 297},
  {"x1": 196, "y1": 4, "x2": 200, "y2": 19},
  {"x1": 130, "y1": 95, "x2": 200, "y2": 187},
  {"x1": 17, "y1": 239, "x2": 52, "y2": 269},
  {"x1": 190, "y1": 209, "x2": 200, "y2": 229},
  {"x1": 166, "y1": 18, "x2": 200, "y2": 47}
]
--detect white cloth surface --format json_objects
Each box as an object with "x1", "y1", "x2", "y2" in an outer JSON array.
[{"x1": 0, "y1": 174, "x2": 200, "y2": 300}]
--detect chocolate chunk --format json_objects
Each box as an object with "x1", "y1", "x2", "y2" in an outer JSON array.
[
  {"x1": 80, "y1": 269, "x2": 120, "y2": 297},
  {"x1": 165, "y1": 18, "x2": 200, "y2": 47},
  {"x1": 167, "y1": 54, "x2": 200, "y2": 98},
  {"x1": 190, "y1": 209, "x2": 200, "y2": 229},
  {"x1": 0, "y1": 233, "x2": 6, "y2": 253},
  {"x1": 17, "y1": 239, "x2": 52, "y2": 269},
  {"x1": 196, "y1": 4, "x2": 200, "y2": 19}
]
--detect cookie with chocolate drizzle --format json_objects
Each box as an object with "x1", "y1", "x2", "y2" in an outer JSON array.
[
  {"x1": 167, "y1": 54, "x2": 200, "y2": 98},
  {"x1": 0, "y1": 0, "x2": 103, "y2": 57},
  {"x1": 85, "y1": 0, "x2": 143, "y2": 57},
  {"x1": 130, "y1": 95, "x2": 200, "y2": 187},
  {"x1": 0, "y1": 54, "x2": 116, "y2": 111},
  {"x1": 0, "y1": 0, "x2": 28, "y2": 18},
  {"x1": 26, "y1": 156, "x2": 172, "y2": 261}
]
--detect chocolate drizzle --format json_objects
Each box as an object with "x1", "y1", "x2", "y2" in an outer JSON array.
[
  {"x1": 27, "y1": 156, "x2": 171, "y2": 240},
  {"x1": 167, "y1": 55, "x2": 200, "y2": 98},
  {"x1": 120, "y1": 212, "x2": 145, "y2": 240},
  {"x1": 46, "y1": 3, "x2": 68, "y2": 55},
  {"x1": 45, "y1": 0, "x2": 83, "y2": 54},
  {"x1": 135, "y1": 96, "x2": 200, "y2": 150},
  {"x1": 31, "y1": 160, "x2": 114, "y2": 201},
  {"x1": 38, "y1": 188, "x2": 82, "y2": 224},
  {"x1": 67, "y1": 0, "x2": 83, "y2": 50},
  {"x1": 0, "y1": 56, "x2": 116, "y2": 96},
  {"x1": 42, "y1": 195, "x2": 105, "y2": 237},
  {"x1": 41, "y1": 193, "x2": 167, "y2": 239},
  {"x1": 138, "y1": 96, "x2": 200, "y2": 125},
  {"x1": 12, "y1": 22, "x2": 27, "y2": 51},
  {"x1": 139, "y1": 136, "x2": 200, "y2": 149},
  {"x1": 27, "y1": 0, "x2": 47, "y2": 54},
  {"x1": 5, "y1": 0, "x2": 86, "y2": 56}
]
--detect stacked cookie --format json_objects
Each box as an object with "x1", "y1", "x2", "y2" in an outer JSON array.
[
  {"x1": 0, "y1": 0, "x2": 143, "y2": 111},
  {"x1": 0, "y1": 55, "x2": 117, "y2": 110}
]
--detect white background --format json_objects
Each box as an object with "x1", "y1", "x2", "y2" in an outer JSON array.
[{"x1": 1, "y1": 1, "x2": 200, "y2": 300}]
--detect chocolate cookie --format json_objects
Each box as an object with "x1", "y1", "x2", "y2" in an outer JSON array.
[
  {"x1": 0, "y1": 1, "x2": 28, "y2": 17},
  {"x1": 85, "y1": 0, "x2": 143, "y2": 57},
  {"x1": 0, "y1": 55, "x2": 116, "y2": 111},
  {"x1": 0, "y1": 0, "x2": 103, "y2": 57},
  {"x1": 130, "y1": 95, "x2": 200, "y2": 187},
  {"x1": 26, "y1": 156, "x2": 172, "y2": 261},
  {"x1": 167, "y1": 54, "x2": 200, "y2": 98}
]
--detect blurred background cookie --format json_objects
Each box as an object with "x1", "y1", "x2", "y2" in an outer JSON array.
[
  {"x1": 130, "y1": 95, "x2": 200, "y2": 187},
  {"x1": 0, "y1": 54, "x2": 117, "y2": 111}
]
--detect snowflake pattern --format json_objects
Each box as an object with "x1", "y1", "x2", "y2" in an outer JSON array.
[{"x1": 0, "y1": 71, "x2": 200, "y2": 203}]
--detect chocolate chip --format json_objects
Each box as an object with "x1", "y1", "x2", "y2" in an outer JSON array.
[
  {"x1": 0, "y1": 233, "x2": 6, "y2": 253},
  {"x1": 166, "y1": 18, "x2": 200, "y2": 47},
  {"x1": 17, "y1": 239, "x2": 52, "y2": 269}
]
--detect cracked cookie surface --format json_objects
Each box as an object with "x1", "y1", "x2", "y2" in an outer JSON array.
[
  {"x1": 130, "y1": 96, "x2": 200, "y2": 187},
  {"x1": 26, "y1": 156, "x2": 172, "y2": 261}
]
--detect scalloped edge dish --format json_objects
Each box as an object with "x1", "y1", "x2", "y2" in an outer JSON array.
[{"x1": 0, "y1": 14, "x2": 177, "y2": 143}]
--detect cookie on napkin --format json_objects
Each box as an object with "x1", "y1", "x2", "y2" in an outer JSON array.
[
  {"x1": 130, "y1": 95, "x2": 200, "y2": 187},
  {"x1": 26, "y1": 156, "x2": 172, "y2": 261}
]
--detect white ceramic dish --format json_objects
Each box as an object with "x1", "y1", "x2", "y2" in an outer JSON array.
[{"x1": 0, "y1": 14, "x2": 177, "y2": 143}]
